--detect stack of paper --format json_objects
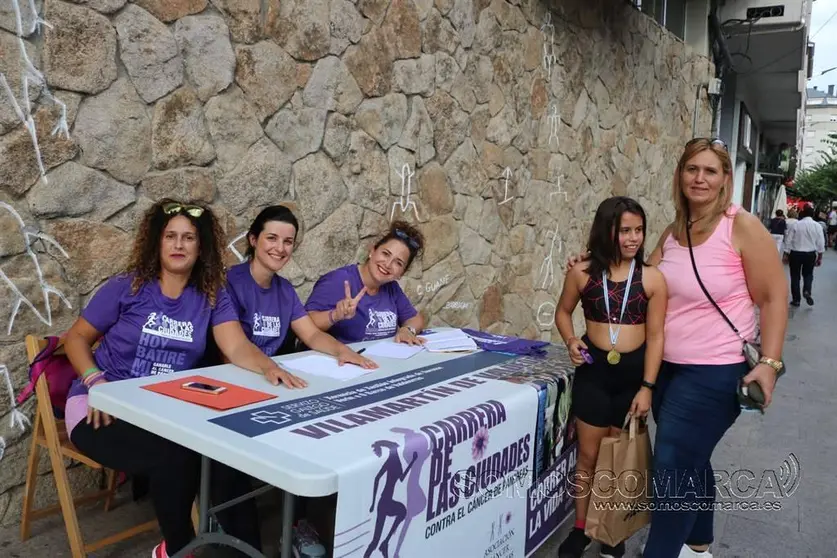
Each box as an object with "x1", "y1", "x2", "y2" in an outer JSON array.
[
  {"x1": 361, "y1": 340, "x2": 425, "y2": 360},
  {"x1": 279, "y1": 354, "x2": 371, "y2": 381},
  {"x1": 421, "y1": 329, "x2": 478, "y2": 353}
]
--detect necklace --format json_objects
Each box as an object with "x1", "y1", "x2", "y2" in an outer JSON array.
[
  {"x1": 602, "y1": 259, "x2": 636, "y2": 365},
  {"x1": 687, "y1": 214, "x2": 708, "y2": 229}
]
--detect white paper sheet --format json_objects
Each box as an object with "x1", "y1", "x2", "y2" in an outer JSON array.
[
  {"x1": 421, "y1": 329, "x2": 478, "y2": 353},
  {"x1": 279, "y1": 354, "x2": 371, "y2": 381},
  {"x1": 360, "y1": 340, "x2": 425, "y2": 360}
]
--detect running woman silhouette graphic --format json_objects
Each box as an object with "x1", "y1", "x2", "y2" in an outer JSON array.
[
  {"x1": 365, "y1": 440, "x2": 418, "y2": 558},
  {"x1": 389, "y1": 428, "x2": 431, "y2": 558}
]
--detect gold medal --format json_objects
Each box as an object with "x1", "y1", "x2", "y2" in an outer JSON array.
[{"x1": 601, "y1": 260, "x2": 635, "y2": 368}]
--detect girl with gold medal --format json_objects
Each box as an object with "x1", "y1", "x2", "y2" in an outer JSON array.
[{"x1": 553, "y1": 196, "x2": 668, "y2": 558}]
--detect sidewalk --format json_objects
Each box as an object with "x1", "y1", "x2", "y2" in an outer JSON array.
[
  {"x1": 1, "y1": 253, "x2": 835, "y2": 557},
  {"x1": 535, "y1": 250, "x2": 837, "y2": 557}
]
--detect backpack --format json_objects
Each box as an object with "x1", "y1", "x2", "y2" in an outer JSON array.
[{"x1": 16, "y1": 336, "x2": 77, "y2": 419}]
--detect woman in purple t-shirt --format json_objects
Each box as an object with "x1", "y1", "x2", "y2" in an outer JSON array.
[
  {"x1": 227, "y1": 205, "x2": 377, "y2": 365},
  {"x1": 305, "y1": 220, "x2": 426, "y2": 344},
  {"x1": 218, "y1": 205, "x2": 377, "y2": 551},
  {"x1": 63, "y1": 200, "x2": 307, "y2": 558}
]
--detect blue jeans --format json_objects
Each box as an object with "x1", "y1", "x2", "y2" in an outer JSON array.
[{"x1": 643, "y1": 361, "x2": 748, "y2": 558}]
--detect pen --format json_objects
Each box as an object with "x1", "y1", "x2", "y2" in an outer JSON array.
[{"x1": 357, "y1": 348, "x2": 366, "y2": 354}]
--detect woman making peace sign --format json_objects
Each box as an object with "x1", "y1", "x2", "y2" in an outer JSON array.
[{"x1": 305, "y1": 221, "x2": 425, "y2": 345}]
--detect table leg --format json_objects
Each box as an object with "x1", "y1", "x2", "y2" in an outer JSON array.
[
  {"x1": 281, "y1": 491, "x2": 296, "y2": 558},
  {"x1": 174, "y1": 456, "x2": 266, "y2": 558},
  {"x1": 199, "y1": 456, "x2": 210, "y2": 533}
]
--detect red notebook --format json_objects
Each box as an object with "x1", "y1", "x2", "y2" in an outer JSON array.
[{"x1": 143, "y1": 375, "x2": 277, "y2": 410}]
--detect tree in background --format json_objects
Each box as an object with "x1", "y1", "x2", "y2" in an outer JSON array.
[{"x1": 792, "y1": 132, "x2": 837, "y2": 208}]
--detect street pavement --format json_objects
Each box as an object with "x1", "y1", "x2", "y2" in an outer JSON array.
[{"x1": 1, "y1": 252, "x2": 835, "y2": 557}]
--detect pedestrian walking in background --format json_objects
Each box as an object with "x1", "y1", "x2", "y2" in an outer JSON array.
[
  {"x1": 784, "y1": 204, "x2": 824, "y2": 307},
  {"x1": 768, "y1": 210, "x2": 787, "y2": 253}
]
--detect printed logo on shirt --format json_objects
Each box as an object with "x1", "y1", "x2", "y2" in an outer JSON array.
[
  {"x1": 253, "y1": 312, "x2": 282, "y2": 337},
  {"x1": 133, "y1": 312, "x2": 193, "y2": 377},
  {"x1": 365, "y1": 310, "x2": 398, "y2": 338},
  {"x1": 142, "y1": 312, "x2": 194, "y2": 342}
]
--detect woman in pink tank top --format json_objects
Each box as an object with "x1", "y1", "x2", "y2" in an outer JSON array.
[{"x1": 641, "y1": 139, "x2": 788, "y2": 558}]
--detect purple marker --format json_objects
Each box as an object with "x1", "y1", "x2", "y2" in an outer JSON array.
[{"x1": 580, "y1": 348, "x2": 593, "y2": 364}]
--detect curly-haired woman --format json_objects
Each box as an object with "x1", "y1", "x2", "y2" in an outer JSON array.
[
  {"x1": 305, "y1": 220, "x2": 426, "y2": 345},
  {"x1": 63, "y1": 199, "x2": 306, "y2": 558}
]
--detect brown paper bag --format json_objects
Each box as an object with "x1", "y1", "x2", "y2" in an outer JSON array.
[{"x1": 584, "y1": 417, "x2": 652, "y2": 546}]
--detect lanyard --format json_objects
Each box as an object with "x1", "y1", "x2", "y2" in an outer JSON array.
[{"x1": 602, "y1": 259, "x2": 636, "y2": 349}]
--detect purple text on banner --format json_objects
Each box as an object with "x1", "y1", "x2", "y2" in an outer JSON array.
[{"x1": 524, "y1": 442, "x2": 578, "y2": 555}]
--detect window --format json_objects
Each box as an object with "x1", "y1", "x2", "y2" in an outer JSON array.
[
  {"x1": 629, "y1": 0, "x2": 685, "y2": 39},
  {"x1": 807, "y1": 130, "x2": 816, "y2": 137},
  {"x1": 805, "y1": 146, "x2": 814, "y2": 154}
]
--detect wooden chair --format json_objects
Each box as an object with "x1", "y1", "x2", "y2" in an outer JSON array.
[{"x1": 19, "y1": 335, "x2": 158, "y2": 558}]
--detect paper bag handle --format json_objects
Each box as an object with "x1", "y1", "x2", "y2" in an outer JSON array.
[{"x1": 622, "y1": 414, "x2": 641, "y2": 440}]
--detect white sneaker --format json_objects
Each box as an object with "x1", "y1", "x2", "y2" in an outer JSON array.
[
  {"x1": 640, "y1": 541, "x2": 712, "y2": 557},
  {"x1": 678, "y1": 544, "x2": 712, "y2": 558}
]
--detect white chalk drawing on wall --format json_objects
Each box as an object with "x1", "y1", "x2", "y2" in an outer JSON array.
[
  {"x1": 1, "y1": 364, "x2": 30, "y2": 433},
  {"x1": 227, "y1": 231, "x2": 249, "y2": 263},
  {"x1": 416, "y1": 274, "x2": 450, "y2": 297},
  {"x1": 0, "y1": 0, "x2": 70, "y2": 187},
  {"x1": 541, "y1": 12, "x2": 556, "y2": 78},
  {"x1": 547, "y1": 104, "x2": 560, "y2": 150},
  {"x1": 539, "y1": 222, "x2": 563, "y2": 290},
  {"x1": 443, "y1": 301, "x2": 472, "y2": 310},
  {"x1": 0, "y1": 202, "x2": 72, "y2": 336},
  {"x1": 498, "y1": 167, "x2": 514, "y2": 205},
  {"x1": 549, "y1": 173, "x2": 568, "y2": 202},
  {"x1": 536, "y1": 301, "x2": 556, "y2": 328},
  {"x1": 390, "y1": 163, "x2": 420, "y2": 222}
]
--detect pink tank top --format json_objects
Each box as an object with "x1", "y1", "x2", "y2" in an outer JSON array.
[{"x1": 657, "y1": 205, "x2": 756, "y2": 365}]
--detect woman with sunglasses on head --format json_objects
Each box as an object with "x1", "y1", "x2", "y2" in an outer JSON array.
[
  {"x1": 640, "y1": 138, "x2": 787, "y2": 558},
  {"x1": 305, "y1": 220, "x2": 425, "y2": 345},
  {"x1": 63, "y1": 199, "x2": 307, "y2": 558},
  {"x1": 570, "y1": 139, "x2": 788, "y2": 558},
  {"x1": 554, "y1": 197, "x2": 667, "y2": 558}
]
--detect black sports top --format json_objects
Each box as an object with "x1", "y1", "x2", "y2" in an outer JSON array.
[{"x1": 581, "y1": 264, "x2": 649, "y2": 325}]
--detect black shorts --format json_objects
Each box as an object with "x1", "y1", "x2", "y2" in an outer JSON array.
[
  {"x1": 570, "y1": 335, "x2": 645, "y2": 428},
  {"x1": 828, "y1": 225, "x2": 837, "y2": 236}
]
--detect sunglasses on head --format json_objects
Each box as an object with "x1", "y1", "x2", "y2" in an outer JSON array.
[
  {"x1": 162, "y1": 202, "x2": 205, "y2": 218},
  {"x1": 393, "y1": 229, "x2": 420, "y2": 250},
  {"x1": 686, "y1": 137, "x2": 728, "y2": 151}
]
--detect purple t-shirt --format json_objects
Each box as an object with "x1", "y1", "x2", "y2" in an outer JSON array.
[
  {"x1": 67, "y1": 274, "x2": 238, "y2": 400},
  {"x1": 225, "y1": 262, "x2": 307, "y2": 356},
  {"x1": 462, "y1": 328, "x2": 550, "y2": 357},
  {"x1": 304, "y1": 264, "x2": 417, "y2": 344}
]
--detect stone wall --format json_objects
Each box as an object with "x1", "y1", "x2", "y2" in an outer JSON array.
[{"x1": 0, "y1": 0, "x2": 713, "y2": 524}]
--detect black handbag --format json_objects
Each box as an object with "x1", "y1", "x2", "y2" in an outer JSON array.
[{"x1": 684, "y1": 217, "x2": 785, "y2": 411}]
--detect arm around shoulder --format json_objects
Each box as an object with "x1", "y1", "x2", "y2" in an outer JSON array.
[
  {"x1": 647, "y1": 224, "x2": 672, "y2": 267},
  {"x1": 643, "y1": 266, "x2": 668, "y2": 326}
]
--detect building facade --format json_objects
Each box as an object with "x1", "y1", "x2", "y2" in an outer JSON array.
[
  {"x1": 633, "y1": 0, "x2": 813, "y2": 221},
  {"x1": 716, "y1": 0, "x2": 813, "y2": 221},
  {"x1": 800, "y1": 85, "x2": 837, "y2": 169}
]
